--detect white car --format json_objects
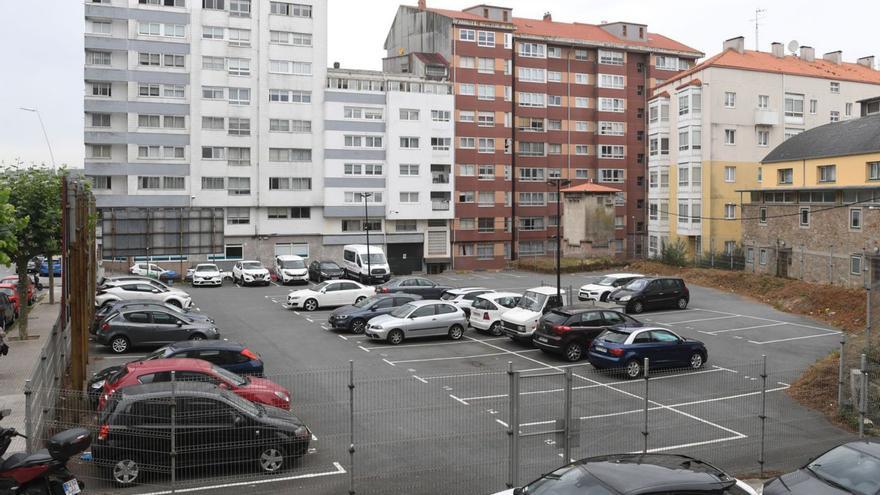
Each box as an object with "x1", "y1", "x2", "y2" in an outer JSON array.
[
  {"x1": 101, "y1": 276, "x2": 189, "y2": 296},
  {"x1": 191, "y1": 263, "x2": 223, "y2": 287},
  {"x1": 129, "y1": 263, "x2": 175, "y2": 280},
  {"x1": 440, "y1": 287, "x2": 495, "y2": 318},
  {"x1": 232, "y1": 260, "x2": 271, "y2": 286},
  {"x1": 286, "y1": 280, "x2": 374, "y2": 312},
  {"x1": 96, "y1": 282, "x2": 192, "y2": 309},
  {"x1": 274, "y1": 255, "x2": 309, "y2": 285},
  {"x1": 501, "y1": 287, "x2": 568, "y2": 341},
  {"x1": 469, "y1": 292, "x2": 522, "y2": 336},
  {"x1": 578, "y1": 273, "x2": 644, "y2": 302}
]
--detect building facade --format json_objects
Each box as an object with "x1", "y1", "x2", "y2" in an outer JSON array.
[
  {"x1": 323, "y1": 68, "x2": 455, "y2": 272},
  {"x1": 384, "y1": 2, "x2": 702, "y2": 269},
  {"x1": 741, "y1": 113, "x2": 880, "y2": 287},
  {"x1": 647, "y1": 36, "x2": 880, "y2": 260},
  {"x1": 85, "y1": 0, "x2": 329, "y2": 262},
  {"x1": 560, "y1": 183, "x2": 621, "y2": 258}
]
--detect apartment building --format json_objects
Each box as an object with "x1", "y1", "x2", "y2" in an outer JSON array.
[
  {"x1": 324, "y1": 67, "x2": 455, "y2": 273},
  {"x1": 741, "y1": 112, "x2": 880, "y2": 287},
  {"x1": 384, "y1": 1, "x2": 702, "y2": 269},
  {"x1": 84, "y1": 0, "x2": 328, "y2": 262},
  {"x1": 646, "y1": 36, "x2": 880, "y2": 260}
]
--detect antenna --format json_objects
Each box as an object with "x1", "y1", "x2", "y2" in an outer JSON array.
[
  {"x1": 750, "y1": 8, "x2": 766, "y2": 51},
  {"x1": 787, "y1": 40, "x2": 800, "y2": 54}
]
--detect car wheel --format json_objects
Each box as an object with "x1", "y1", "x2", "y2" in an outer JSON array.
[
  {"x1": 599, "y1": 292, "x2": 609, "y2": 302},
  {"x1": 387, "y1": 329, "x2": 404, "y2": 345},
  {"x1": 677, "y1": 297, "x2": 689, "y2": 310},
  {"x1": 111, "y1": 458, "x2": 141, "y2": 486},
  {"x1": 167, "y1": 299, "x2": 182, "y2": 308},
  {"x1": 355, "y1": 296, "x2": 367, "y2": 304},
  {"x1": 564, "y1": 342, "x2": 583, "y2": 362},
  {"x1": 488, "y1": 321, "x2": 502, "y2": 337},
  {"x1": 189, "y1": 333, "x2": 206, "y2": 341},
  {"x1": 448, "y1": 324, "x2": 464, "y2": 340},
  {"x1": 110, "y1": 336, "x2": 130, "y2": 354},
  {"x1": 350, "y1": 318, "x2": 366, "y2": 335},
  {"x1": 689, "y1": 352, "x2": 704, "y2": 370},
  {"x1": 625, "y1": 359, "x2": 642, "y2": 379},
  {"x1": 630, "y1": 301, "x2": 644, "y2": 314},
  {"x1": 303, "y1": 299, "x2": 318, "y2": 312},
  {"x1": 257, "y1": 446, "x2": 285, "y2": 473}
]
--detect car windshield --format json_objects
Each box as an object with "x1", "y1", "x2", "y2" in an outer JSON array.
[
  {"x1": 212, "y1": 365, "x2": 248, "y2": 387},
  {"x1": 624, "y1": 279, "x2": 650, "y2": 291},
  {"x1": 195, "y1": 265, "x2": 218, "y2": 272},
  {"x1": 807, "y1": 445, "x2": 880, "y2": 495},
  {"x1": 143, "y1": 346, "x2": 170, "y2": 360},
  {"x1": 280, "y1": 259, "x2": 305, "y2": 269},
  {"x1": 597, "y1": 330, "x2": 629, "y2": 344},
  {"x1": 523, "y1": 465, "x2": 614, "y2": 495},
  {"x1": 321, "y1": 262, "x2": 340, "y2": 270},
  {"x1": 222, "y1": 389, "x2": 260, "y2": 417},
  {"x1": 517, "y1": 291, "x2": 548, "y2": 312},
  {"x1": 0, "y1": 288, "x2": 13, "y2": 297},
  {"x1": 361, "y1": 253, "x2": 386, "y2": 264},
  {"x1": 596, "y1": 277, "x2": 618, "y2": 286},
  {"x1": 390, "y1": 303, "x2": 416, "y2": 318},
  {"x1": 242, "y1": 262, "x2": 263, "y2": 270},
  {"x1": 313, "y1": 282, "x2": 330, "y2": 292},
  {"x1": 354, "y1": 296, "x2": 375, "y2": 308},
  {"x1": 440, "y1": 292, "x2": 458, "y2": 301}
]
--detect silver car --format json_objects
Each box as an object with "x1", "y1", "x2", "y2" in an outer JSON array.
[{"x1": 365, "y1": 300, "x2": 467, "y2": 345}]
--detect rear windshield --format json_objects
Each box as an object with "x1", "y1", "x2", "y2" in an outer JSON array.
[
  {"x1": 471, "y1": 298, "x2": 495, "y2": 310},
  {"x1": 597, "y1": 330, "x2": 629, "y2": 344},
  {"x1": 440, "y1": 292, "x2": 457, "y2": 301},
  {"x1": 624, "y1": 279, "x2": 650, "y2": 291},
  {"x1": 542, "y1": 311, "x2": 570, "y2": 326},
  {"x1": 525, "y1": 465, "x2": 614, "y2": 495}
]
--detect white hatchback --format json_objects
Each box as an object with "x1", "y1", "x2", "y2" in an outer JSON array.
[
  {"x1": 578, "y1": 273, "x2": 644, "y2": 302},
  {"x1": 286, "y1": 280, "x2": 374, "y2": 312},
  {"x1": 468, "y1": 292, "x2": 522, "y2": 336}
]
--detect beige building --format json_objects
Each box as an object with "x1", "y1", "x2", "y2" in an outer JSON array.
[
  {"x1": 647, "y1": 36, "x2": 880, "y2": 260},
  {"x1": 561, "y1": 183, "x2": 620, "y2": 258}
]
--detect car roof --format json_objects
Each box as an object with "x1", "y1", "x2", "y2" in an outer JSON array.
[
  {"x1": 553, "y1": 305, "x2": 612, "y2": 315},
  {"x1": 126, "y1": 357, "x2": 213, "y2": 373},
  {"x1": 374, "y1": 292, "x2": 421, "y2": 299},
  {"x1": 602, "y1": 273, "x2": 644, "y2": 279},
  {"x1": 166, "y1": 340, "x2": 244, "y2": 352},
  {"x1": 194, "y1": 263, "x2": 219, "y2": 268},
  {"x1": 606, "y1": 326, "x2": 674, "y2": 336},
  {"x1": 478, "y1": 292, "x2": 521, "y2": 299},
  {"x1": 842, "y1": 440, "x2": 880, "y2": 458},
  {"x1": 446, "y1": 287, "x2": 490, "y2": 294},
  {"x1": 0, "y1": 284, "x2": 15, "y2": 289},
  {"x1": 525, "y1": 286, "x2": 564, "y2": 294},
  {"x1": 407, "y1": 299, "x2": 451, "y2": 307},
  {"x1": 117, "y1": 381, "x2": 222, "y2": 400},
  {"x1": 275, "y1": 255, "x2": 303, "y2": 260},
  {"x1": 239, "y1": 260, "x2": 261, "y2": 263},
  {"x1": 576, "y1": 454, "x2": 734, "y2": 493}
]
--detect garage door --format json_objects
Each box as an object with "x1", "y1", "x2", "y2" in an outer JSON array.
[{"x1": 387, "y1": 243, "x2": 423, "y2": 275}]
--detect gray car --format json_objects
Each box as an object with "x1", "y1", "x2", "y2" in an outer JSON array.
[
  {"x1": 95, "y1": 307, "x2": 220, "y2": 353},
  {"x1": 365, "y1": 300, "x2": 467, "y2": 345}
]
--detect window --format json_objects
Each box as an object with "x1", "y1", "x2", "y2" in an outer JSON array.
[
  {"x1": 517, "y1": 67, "x2": 545, "y2": 82},
  {"x1": 724, "y1": 204, "x2": 736, "y2": 220},
  {"x1": 746, "y1": 248, "x2": 754, "y2": 263},
  {"x1": 574, "y1": 49, "x2": 588, "y2": 61},
  {"x1": 777, "y1": 168, "x2": 793, "y2": 184},
  {"x1": 90, "y1": 113, "x2": 111, "y2": 127},
  {"x1": 137, "y1": 83, "x2": 159, "y2": 97},
  {"x1": 228, "y1": 87, "x2": 250, "y2": 105},
  {"x1": 575, "y1": 97, "x2": 589, "y2": 108},
  {"x1": 226, "y1": 207, "x2": 250, "y2": 224},
  {"x1": 519, "y1": 192, "x2": 545, "y2": 206},
  {"x1": 478, "y1": 191, "x2": 494, "y2": 206},
  {"x1": 478, "y1": 165, "x2": 494, "y2": 180},
  {"x1": 846, "y1": 102, "x2": 853, "y2": 117},
  {"x1": 724, "y1": 166, "x2": 736, "y2": 183},
  {"x1": 458, "y1": 137, "x2": 475, "y2": 149},
  {"x1": 399, "y1": 192, "x2": 419, "y2": 203},
  {"x1": 519, "y1": 217, "x2": 545, "y2": 231},
  {"x1": 201, "y1": 146, "x2": 225, "y2": 160},
  {"x1": 458, "y1": 165, "x2": 475, "y2": 177},
  {"x1": 138, "y1": 176, "x2": 161, "y2": 189},
  {"x1": 86, "y1": 51, "x2": 111, "y2": 66},
  {"x1": 519, "y1": 240, "x2": 545, "y2": 257},
  {"x1": 852, "y1": 256, "x2": 863, "y2": 275},
  {"x1": 575, "y1": 145, "x2": 589, "y2": 155},
  {"x1": 477, "y1": 243, "x2": 493, "y2": 260},
  {"x1": 227, "y1": 57, "x2": 250, "y2": 76},
  {"x1": 459, "y1": 29, "x2": 475, "y2": 42},
  {"x1": 850, "y1": 208, "x2": 862, "y2": 230},
  {"x1": 270, "y1": 30, "x2": 312, "y2": 46},
  {"x1": 270, "y1": 2, "x2": 312, "y2": 17},
  {"x1": 818, "y1": 165, "x2": 836, "y2": 182},
  {"x1": 519, "y1": 168, "x2": 545, "y2": 181},
  {"x1": 477, "y1": 31, "x2": 495, "y2": 47},
  {"x1": 598, "y1": 169, "x2": 625, "y2": 183},
  {"x1": 399, "y1": 137, "x2": 419, "y2": 149},
  {"x1": 830, "y1": 81, "x2": 840, "y2": 93},
  {"x1": 89, "y1": 20, "x2": 112, "y2": 34},
  {"x1": 599, "y1": 97, "x2": 625, "y2": 113},
  {"x1": 202, "y1": 116, "x2": 224, "y2": 130},
  {"x1": 269, "y1": 119, "x2": 311, "y2": 133},
  {"x1": 784, "y1": 128, "x2": 803, "y2": 140},
  {"x1": 477, "y1": 112, "x2": 495, "y2": 127},
  {"x1": 163, "y1": 177, "x2": 184, "y2": 190},
  {"x1": 757, "y1": 129, "x2": 769, "y2": 146},
  {"x1": 138, "y1": 114, "x2": 160, "y2": 128},
  {"x1": 431, "y1": 110, "x2": 450, "y2": 122},
  {"x1": 87, "y1": 144, "x2": 111, "y2": 159},
  {"x1": 519, "y1": 42, "x2": 545, "y2": 58},
  {"x1": 477, "y1": 85, "x2": 495, "y2": 100},
  {"x1": 759, "y1": 207, "x2": 768, "y2": 224},
  {"x1": 459, "y1": 83, "x2": 475, "y2": 96},
  {"x1": 399, "y1": 164, "x2": 419, "y2": 176},
  {"x1": 478, "y1": 57, "x2": 495, "y2": 73},
  {"x1": 269, "y1": 89, "x2": 311, "y2": 103},
  {"x1": 228, "y1": 28, "x2": 250, "y2": 46},
  {"x1": 203, "y1": 26, "x2": 224, "y2": 39},
  {"x1": 575, "y1": 121, "x2": 589, "y2": 132},
  {"x1": 810, "y1": 99, "x2": 818, "y2": 114},
  {"x1": 724, "y1": 129, "x2": 736, "y2": 145},
  {"x1": 759, "y1": 249, "x2": 767, "y2": 265},
  {"x1": 868, "y1": 162, "x2": 880, "y2": 181},
  {"x1": 431, "y1": 137, "x2": 451, "y2": 151},
  {"x1": 228, "y1": 118, "x2": 250, "y2": 136},
  {"x1": 655, "y1": 55, "x2": 679, "y2": 70},
  {"x1": 678, "y1": 129, "x2": 689, "y2": 151},
  {"x1": 203, "y1": 0, "x2": 223, "y2": 8},
  {"x1": 799, "y1": 207, "x2": 810, "y2": 227},
  {"x1": 758, "y1": 94, "x2": 769, "y2": 109},
  {"x1": 724, "y1": 91, "x2": 736, "y2": 108},
  {"x1": 202, "y1": 56, "x2": 224, "y2": 70},
  {"x1": 547, "y1": 95, "x2": 562, "y2": 107},
  {"x1": 344, "y1": 191, "x2": 382, "y2": 204},
  {"x1": 201, "y1": 177, "x2": 224, "y2": 190},
  {"x1": 723, "y1": 241, "x2": 736, "y2": 256},
  {"x1": 598, "y1": 74, "x2": 624, "y2": 89},
  {"x1": 478, "y1": 138, "x2": 495, "y2": 154},
  {"x1": 830, "y1": 111, "x2": 840, "y2": 122},
  {"x1": 599, "y1": 145, "x2": 625, "y2": 159},
  {"x1": 269, "y1": 60, "x2": 311, "y2": 75},
  {"x1": 598, "y1": 50, "x2": 624, "y2": 65},
  {"x1": 518, "y1": 143, "x2": 545, "y2": 157},
  {"x1": 784, "y1": 93, "x2": 805, "y2": 123}
]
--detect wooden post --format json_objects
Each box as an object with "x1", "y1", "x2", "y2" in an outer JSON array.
[{"x1": 68, "y1": 179, "x2": 83, "y2": 390}]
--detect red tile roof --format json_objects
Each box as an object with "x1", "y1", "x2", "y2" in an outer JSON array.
[
  {"x1": 675, "y1": 78, "x2": 702, "y2": 90},
  {"x1": 663, "y1": 49, "x2": 880, "y2": 88},
  {"x1": 561, "y1": 183, "x2": 621, "y2": 194}
]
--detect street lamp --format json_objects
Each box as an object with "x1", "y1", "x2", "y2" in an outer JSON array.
[
  {"x1": 548, "y1": 178, "x2": 571, "y2": 303},
  {"x1": 19, "y1": 107, "x2": 56, "y2": 168},
  {"x1": 360, "y1": 192, "x2": 373, "y2": 284}
]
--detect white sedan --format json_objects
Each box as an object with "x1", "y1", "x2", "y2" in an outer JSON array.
[
  {"x1": 469, "y1": 292, "x2": 522, "y2": 336},
  {"x1": 286, "y1": 280, "x2": 374, "y2": 312}
]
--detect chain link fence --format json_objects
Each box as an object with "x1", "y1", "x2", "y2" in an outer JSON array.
[{"x1": 22, "y1": 315, "x2": 70, "y2": 453}]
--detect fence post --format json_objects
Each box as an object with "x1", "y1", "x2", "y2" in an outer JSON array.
[
  {"x1": 563, "y1": 367, "x2": 572, "y2": 463},
  {"x1": 23, "y1": 379, "x2": 33, "y2": 454},
  {"x1": 170, "y1": 370, "x2": 177, "y2": 493},
  {"x1": 860, "y1": 354, "x2": 867, "y2": 438},
  {"x1": 759, "y1": 355, "x2": 767, "y2": 478},
  {"x1": 642, "y1": 357, "x2": 649, "y2": 454},
  {"x1": 348, "y1": 360, "x2": 355, "y2": 495},
  {"x1": 507, "y1": 362, "x2": 520, "y2": 489},
  {"x1": 838, "y1": 334, "x2": 847, "y2": 412}
]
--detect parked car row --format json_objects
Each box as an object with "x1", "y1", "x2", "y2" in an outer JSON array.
[{"x1": 578, "y1": 273, "x2": 691, "y2": 315}]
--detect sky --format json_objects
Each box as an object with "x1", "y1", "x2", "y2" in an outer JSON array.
[{"x1": 1, "y1": 0, "x2": 879, "y2": 169}]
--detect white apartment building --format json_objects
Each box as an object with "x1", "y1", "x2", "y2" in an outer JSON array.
[
  {"x1": 324, "y1": 68, "x2": 455, "y2": 273},
  {"x1": 646, "y1": 36, "x2": 880, "y2": 259},
  {"x1": 84, "y1": 0, "x2": 329, "y2": 262}
]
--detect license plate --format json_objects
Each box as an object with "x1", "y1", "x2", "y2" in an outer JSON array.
[
  {"x1": 63, "y1": 479, "x2": 81, "y2": 495},
  {"x1": 595, "y1": 346, "x2": 607, "y2": 353},
  {"x1": 536, "y1": 337, "x2": 548, "y2": 343}
]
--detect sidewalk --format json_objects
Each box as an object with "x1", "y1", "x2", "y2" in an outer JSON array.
[{"x1": 0, "y1": 286, "x2": 62, "y2": 452}]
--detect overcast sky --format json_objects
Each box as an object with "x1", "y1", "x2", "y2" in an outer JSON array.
[{"x1": 1, "y1": 0, "x2": 878, "y2": 169}]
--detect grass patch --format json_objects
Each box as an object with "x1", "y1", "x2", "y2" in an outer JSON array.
[{"x1": 514, "y1": 257, "x2": 627, "y2": 274}]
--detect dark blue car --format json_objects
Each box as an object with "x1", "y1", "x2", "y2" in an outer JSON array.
[
  {"x1": 588, "y1": 327, "x2": 708, "y2": 379},
  {"x1": 328, "y1": 293, "x2": 421, "y2": 334},
  {"x1": 39, "y1": 259, "x2": 62, "y2": 277}
]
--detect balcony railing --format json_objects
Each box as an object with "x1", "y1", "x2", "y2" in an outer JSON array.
[{"x1": 432, "y1": 200, "x2": 450, "y2": 211}]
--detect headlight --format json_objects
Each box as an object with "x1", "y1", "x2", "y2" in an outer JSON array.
[
  {"x1": 288, "y1": 296, "x2": 300, "y2": 300},
  {"x1": 91, "y1": 379, "x2": 105, "y2": 389},
  {"x1": 619, "y1": 295, "x2": 632, "y2": 302},
  {"x1": 294, "y1": 425, "x2": 310, "y2": 439},
  {"x1": 274, "y1": 390, "x2": 290, "y2": 402},
  {"x1": 336, "y1": 314, "x2": 350, "y2": 320}
]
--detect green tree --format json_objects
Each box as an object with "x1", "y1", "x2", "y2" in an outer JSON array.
[
  {"x1": 0, "y1": 188, "x2": 21, "y2": 266},
  {"x1": 0, "y1": 166, "x2": 64, "y2": 339}
]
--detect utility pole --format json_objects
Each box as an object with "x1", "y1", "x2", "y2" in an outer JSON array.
[
  {"x1": 361, "y1": 192, "x2": 373, "y2": 284},
  {"x1": 548, "y1": 178, "x2": 570, "y2": 303},
  {"x1": 19, "y1": 107, "x2": 56, "y2": 168}
]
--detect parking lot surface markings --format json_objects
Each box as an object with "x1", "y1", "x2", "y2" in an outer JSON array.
[
  {"x1": 365, "y1": 337, "x2": 508, "y2": 350},
  {"x1": 656, "y1": 315, "x2": 742, "y2": 325},
  {"x1": 137, "y1": 462, "x2": 347, "y2": 495},
  {"x1": 687, "y1": 308, "x2": 841, "y2": 333},
  {"x1": 699, "y1": 322, "x2": 786, "y2": 335},
  {"x1": 357, "y1": 345, "x2": 370, "y2": 353},
  {"x1": 748, "y1": 332, "x2": 840, "y2": 344},
  {"x1": 387, "y1": 349, "x2": 541, "y2": 365},
  {"x1": 420, "y1": 371, "x2": 508, "y2": 380},
  {"x1": 382, "y1": 358, "x2": 395, "y2": 366},
  {"x1": 412, "y1": 375, "x2": 428, "y2": 383},
  {"x1": 449, "y1": 394, "x2": 469, "y2": 405}
]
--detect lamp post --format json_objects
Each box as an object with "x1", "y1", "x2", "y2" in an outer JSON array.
[
  {"x1": 19, "y1": 107, "x2": 56, "y2": 168},
  {"x1": 548, "y1": 178, "x2": 571, "y2": 303},
  {"x1": 361, "y1": 192, "x2": 373, "y2": 284}
]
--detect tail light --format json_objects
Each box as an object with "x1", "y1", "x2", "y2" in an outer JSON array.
[
  {"x1": 376, "y1": 287, "x2": 389, "y2": 293},
  {"x1": 609, "y1": 348, "x2": 624, "y2": 357},
  {"x1": 241, "y1": 348, "x2": 259, "y2": 360},
  {"x1": 98, "y1": 424, "x2": 109, "y2": 441},
  {"x1": 482, "y1": 312, "x2": 490, "y2": 320},
  {"x1": 552, "y1": 325, "x2": 571, "y2": 335},
  {"x1": 100, "y1": 322, "x2": 110, "y2": 332}
]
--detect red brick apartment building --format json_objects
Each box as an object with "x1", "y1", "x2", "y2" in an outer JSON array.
[{"x1": 384, "y1": 2, "x2": 702, "y2": 269}]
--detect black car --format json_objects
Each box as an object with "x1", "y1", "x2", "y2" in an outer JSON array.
[
  {"x1": 0, "y1": 292, "x2": 14, "y2": 329},
  {"x1": 375, "y1": 277, "x2": 453, "y2": 299},
  {"x1": 532, "y1": 307, "x2": 643, "y2": 362},
  {"x1": 93, "y1": 382, "x2": 310, "y2": 487},
  {"x1": 308, "y1": 260, "x2": 344, "y2": 282},
  {"x1": 763, "y1": 440, "x2": 880, "y2": 495},
  {"x1": 608, "y1": 277, "x2": 690, "y2": 314},
  {"x1": 91, "y1": 300, "x2": 213, "y2": 335},
  {"x1": 328, "y1": 293, "x2": 422, "y2": 334},
  {"x1": 509, "y1": 454, "x2": 753, "y2": 495}
]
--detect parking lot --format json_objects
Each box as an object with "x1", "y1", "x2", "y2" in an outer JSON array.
[{"x1": 81, "y1": 269, "x2": 855, "y2": 495}]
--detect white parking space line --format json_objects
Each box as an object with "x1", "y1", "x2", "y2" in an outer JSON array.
[
  {"x1": 681, "y1": 308, "x2": 841, "y2": 333},
  {"x1": 659, "y1": 315, "x2": 742, "y2": 325},
  {"x1": 449, "y1": 394, "x2": 469, "y2": 405},
  {"x1": 412, "y1": 375, "x2": 428, "y2": 384},
  {"x1": 365, "y1": 337, "x2": 508, "y2": 350},
  {"x1": 641, "y1": 435, "x2": 747, "y2": 454},
  {"x1": 387, "y1": 349, "x2": 541, "y2": 364},
  {"x1": 420, "y1": 371, "x2": 507, "y2": 380},
  {"x1": 748, "y1": 332, "x2": 841, "y2": 345},
  {"x1": 699, "y1": 322, "x2": 786, "y2": 335},
  {"x1": 139, "y1": 463, "x2": 347, "y2": 495},
  {"x1": 640, "y1": 309, "x2": 706, "y2": 318}
]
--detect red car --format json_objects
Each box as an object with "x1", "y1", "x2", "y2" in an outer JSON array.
[
  {"x1": 98, "y1": 358, "x2": 291, "y2": 411},
  {"x1": 0, "y1": 285, "x2": 21, "y2": 316},
  {"x1": 0, "y1": 276, "x2": 34, "y2": 305}
]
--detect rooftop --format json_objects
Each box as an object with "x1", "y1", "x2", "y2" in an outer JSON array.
[
  {"x1": 761, "y1": 113, "x2": 880, "y2": 163},
  {"x1": 561, "y1": 183, "x2": 622, "y2": 194}
]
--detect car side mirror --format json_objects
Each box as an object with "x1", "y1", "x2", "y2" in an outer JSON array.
[
  {"x1": 152, "y1": 289, "x2": 160, "y2": 293},
  {"x1": 233, "y1": 414, "x2": 243, "y2": 426},
  {"x1": 177, "y1": 321, "x2": 183, "y2": 327}
]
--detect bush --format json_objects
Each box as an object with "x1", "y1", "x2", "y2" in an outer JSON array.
[
  {"x1": 660, "y1": 239, "x2": 689, "y2": 267},
  {"x1": 514, "y1": 256, "x2": 626, "y2": 274}
]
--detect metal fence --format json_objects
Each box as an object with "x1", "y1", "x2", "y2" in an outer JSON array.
[
  {"x1": 22, "y1": 315, "x2": 70, "y2": 453},
  {"x1": 839, "y1": 263, "x2": 880, "y2": 436},
  {"x1": 22, "y1": 356, "x2": 857, "y2": 495}
]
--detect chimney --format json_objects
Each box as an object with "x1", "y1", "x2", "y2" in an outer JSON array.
[
  {"x1": 771, "y1": 42, "x2": 784, "y2": 58},
  {"x1": 543, "y1": 12, "x2": 552, "y2": 22},
  {"x1": 417, "y1": 0, "x2": 426, "y2": 11},
  {"x1": 800, "y1": 46, "x2": 815, "y2": 62},
  {"x1": 723, "y1": 36, "x2": 745, "y2": 54},
  {"x1": 333, "y1": 61, "x2": 340, "y2": 69},
  {"x1": 823, "y1": 50, "x2": 842, "y2": 64},
  {"x1": 858, "y1": 56, "x2": 875, "y2": 69}
]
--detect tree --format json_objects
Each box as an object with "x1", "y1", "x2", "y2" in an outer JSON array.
[
  {"x1": 0, "y1": 188, "x2": 20, "y2": 267},
  {"x1": 0, "y1": 166, "x2": 63, "y2": 339}
]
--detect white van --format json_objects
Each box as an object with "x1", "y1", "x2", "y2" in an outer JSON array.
[
  {"x1": 500, "y1": 286, "x2": 568, "y2": 341},
  {"x1": 342, "y1": 245, "x2": 391, "y2": 284},
  {"x1": 274, "y1": 254, "x2": 309, "y2": 285}
]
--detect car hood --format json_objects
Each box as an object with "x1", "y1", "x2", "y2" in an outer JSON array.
[
  {"x1": 288, "y1": 288, "x2": 318, "y2": 298},
  {"x1": 321, "y1": 268, "x2": 344, "y2": 275},
  {"x1": 330, "y1": 305, "x2": 359, "y2": 318},
  {"x1": 609, "y1": 289, "x2": 637, "y2": 299},
  {"x1": 245, "y1": 376, "x2": 288, "y2": 396},
  {"x1": 260, "y1": 404, "x2": 307, "y2": 429},
  {"x1": 165, "y1": 287, "x2": 190, "y2": 296},
  {"x1": 282, "y1": 267, "x2": 307, "y2": 273},
  {"x1": 763, "y1": 469, "x2": 848, "y2": 495},
  {"x1": 501, "y1": 307, "x2": 540, "y2": 324},
  {"x1": 579, "y1": 283, "x2": 612, "y2": 292},
  {"x1": 193, "y1": 271, "x2": 221, "y2": 277},
  {"x1": 368, "y1": 314, "x2": 404, "y2": 327},
  {"x1": 242, "y1": 269, "x2": 269, "y2": 275}
]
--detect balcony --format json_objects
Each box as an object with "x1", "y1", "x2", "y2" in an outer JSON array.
[
  {"x1": 431, "y1": 201, "x2": 450, "y2": 211},
  {"x1": 431, "y1": 165, "x2": 451, "y2": 184},
  {"x1": 754, "y1": 109, "x2": 779, "y2": 126}
]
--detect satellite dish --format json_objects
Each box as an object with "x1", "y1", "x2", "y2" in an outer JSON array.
[{"x1": 787, "y1": 40, "x2": 800, "y2": 54}]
